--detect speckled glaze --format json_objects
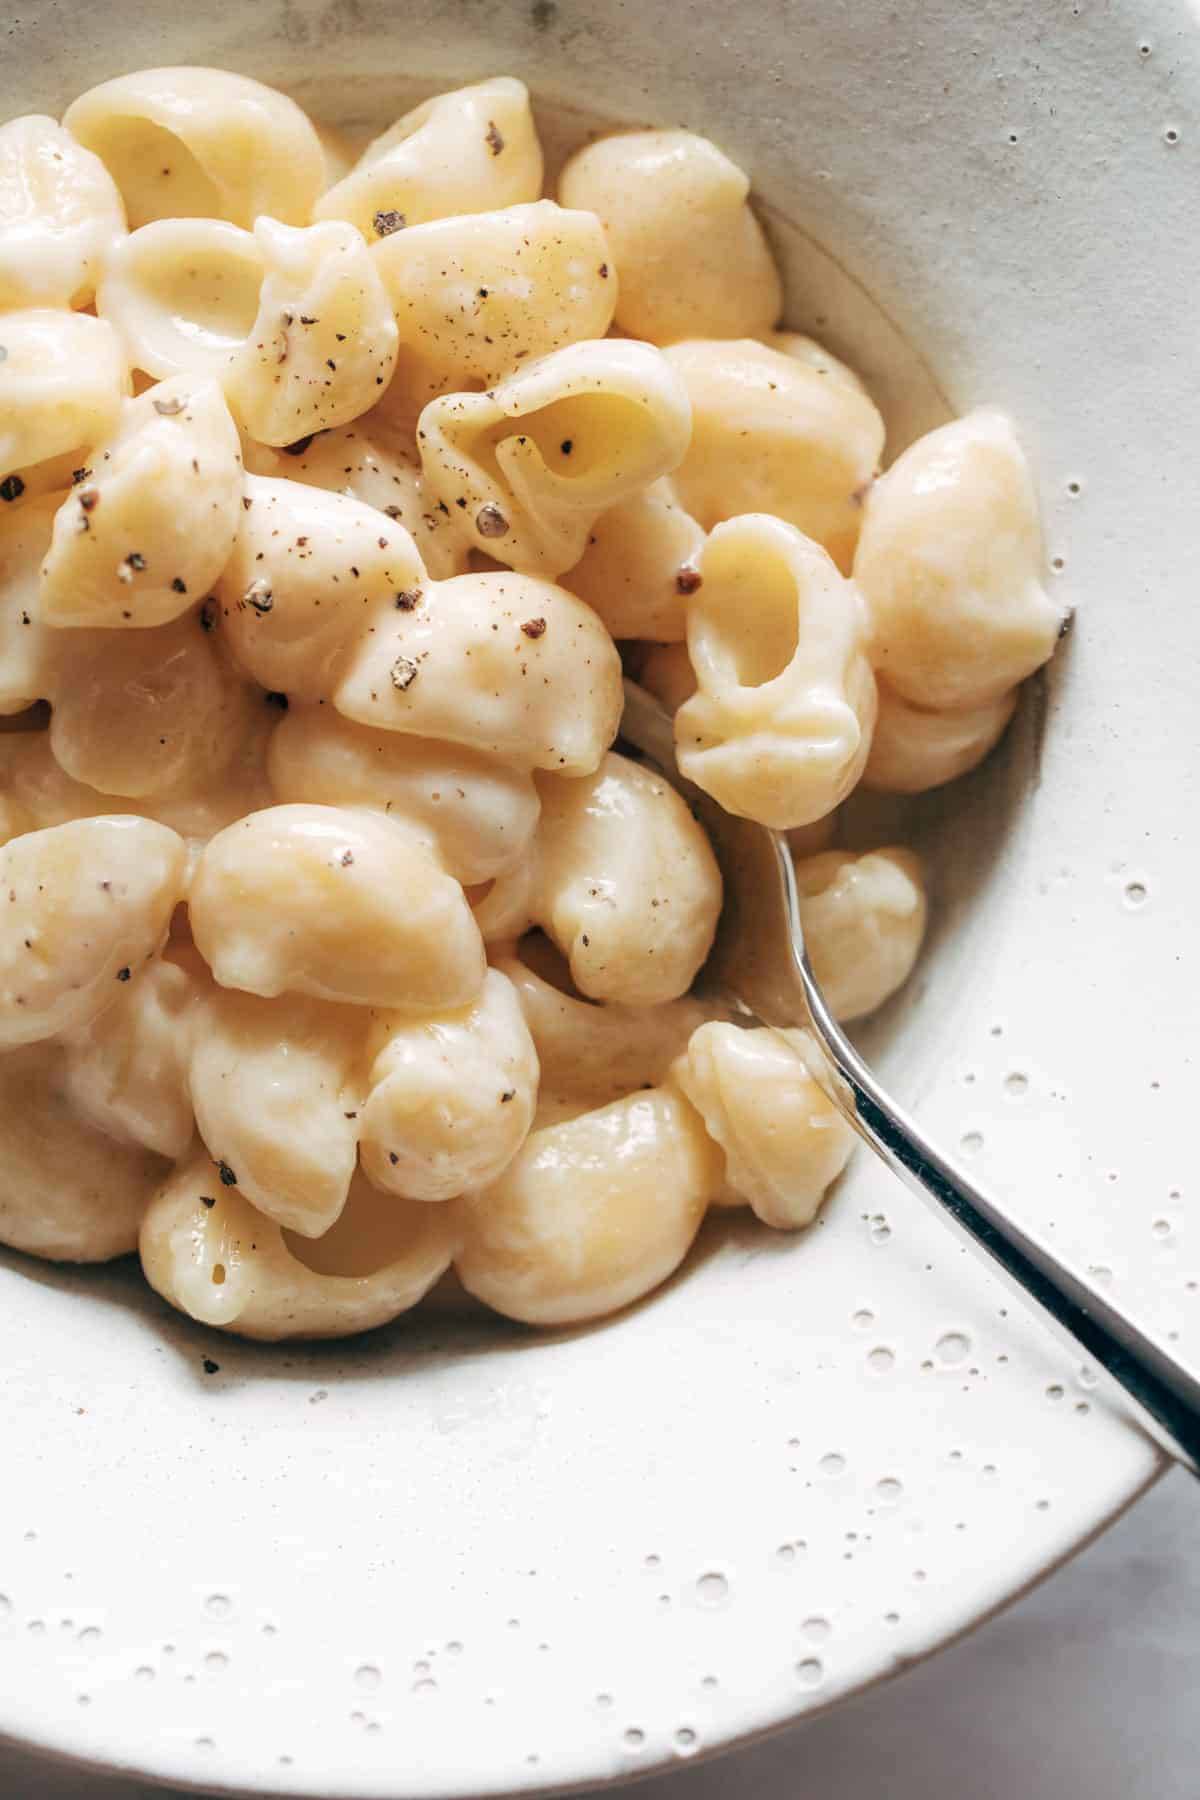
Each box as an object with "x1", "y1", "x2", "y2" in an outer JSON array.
[{"x1": 2, "y1": 1, "x2": 1198, "y2": 1793}]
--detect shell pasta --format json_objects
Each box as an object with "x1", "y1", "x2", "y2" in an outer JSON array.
[{"x1": 0, "y1": 64, "x2": 1062, "y2": 1339}]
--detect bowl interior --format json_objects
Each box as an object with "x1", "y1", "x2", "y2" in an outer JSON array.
[{"x1": 3, "y1": 1, "x2": 1199, "y2": 1794}]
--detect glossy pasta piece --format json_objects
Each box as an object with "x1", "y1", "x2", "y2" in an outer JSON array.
[
  {"x1": 189, "y1": 986, "x2": 365, "y2": 1238},
  {"x1": 637, "y1": 640, "x2": 697, "y2": 713},
  {"x1": 675, "y1": 513, "x2": 877, "y2": 829},
  {"x1": 0, "y1": 1040, "x2": 167, "y2": 1260},
  {"x1": 359, "y1": 969, "x2": 538, "y2": 1201},
  {"x1": 140, "y1": 1155, "x2": 456, "y2": 1340},
  {"x1": 0, "y1": 816, "x2": 186, "y2": 1048},
  {"x1": 61, "y1": 954, "x2": 198, "y2": 1160},
  {"x1": 495, "y1": 945, "x2": 716, "y2": 1112},
  {"x1": 1, "y1": 705, "x2": 274, "y2": 868},
  {"x1": 334, "y1": 568, "x2": 622, "y2": 774},
  {"x1": 765, "y1": 330, "x2": 869, "y2": 395},
  {"x1": 0, "y1": 494, "x2": 54, "y2": 711},
  {"x1": 793, "y1": 847, "x2": 928, "y2": 1021},
  {"x1": 39, "y1": 376, "x2": 242, "y2": 629},
  {"x1": 315, "y1": 77, "x2": 542, "y2": 239},
  {"x1": 455, "y1": 1085, "x2": 722, "y2": 1325},
  {"x1": 524, "y1": 751, "x2": 723, "y2": 1006},
  {"x1": 243, "y1": 414, "x2": 469, "y2": 579},
  {"x1": 214, "y1": 475, "x2": 427, "y2": 701},
  {"x1": 0, "y1": 309, "x2": 128, "y2": 495},
  {"x1": 672, "y1": 1023, "x2": 855, "y2": 1228},
  {"x1": 562, "y1": 478, "x2": 704, "y2": 642},
  {"x1": 864, "y1": 681, "x2": 1018, "y2": 794},
  {"x1": 224, "y1": 218, "x2": 399, "y2": 445},
  {"x1": 0, "y1": 114, "x2": 126, "y2": 311},
  {"x1": 853, "y1": 410, "x2": 1063, "y2": 709},
  {"x1": 189, "y1": 803, "x2": 486, "y2": 1010},
  {"x1": 98, "y1": 218, "x2": 265, "y2": 381},
  {"x1": 267, "y1": 705, "x2": 539, "y2": 884},
  {"x1": 416, "y1": 337, "x2": 692, "y2": 576},
  {"x1": 664, "y1": 338, "x2": 884, "y2": 573},
  {"x1": 46, "y1": 612, "x2": 257, "y2": 798},
  {"x1": 373, "y1": 201, "x2": 615, "y2": 411},
  {"x1": 64, "y1": 66, "x2": 325, "y2": 230},
  {"x1": 559, "y1": 129, "x2": 781, "y2": 344}
]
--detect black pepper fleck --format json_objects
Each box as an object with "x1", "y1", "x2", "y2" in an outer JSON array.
[
  {"x1": 520, "y1": 617, "x2": 546, "y2": 639},
  {"x1": 476, "y1": 502, "x2": 508, "y2": 538},
  {"x1": 0, "y1": 475, "x2": 25, "y2": 502},
  {"x1": 116, "y1": 966, "x2": 131, "y2": 981},
  {"x1": 675, "y1": 565, "x2": 703, "y2": 595},
  {"x1": 373, "y1": 209, "x2": 406, "y2": 237},
  {"x1": 485, "y1": 120, "x2": 505, "y2": 155},
  {"x1": 217, "y1": 1161, "x2": 238, "y2": 1187}
]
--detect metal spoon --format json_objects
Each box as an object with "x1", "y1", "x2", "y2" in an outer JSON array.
[{"x1": 620, "y1": 678, "x2": 1200, "y2": 1476}]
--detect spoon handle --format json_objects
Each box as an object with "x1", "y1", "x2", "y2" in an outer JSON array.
[{"x1": 774, "y1": 842, "x2": 1200, "y2": 1476}]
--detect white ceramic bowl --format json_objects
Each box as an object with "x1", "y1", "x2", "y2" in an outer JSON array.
[{"x1": 3, "y1": 2, "x2": 1198, "y2": 1794}]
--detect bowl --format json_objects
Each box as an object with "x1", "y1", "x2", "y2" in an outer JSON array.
[{"x1": 2, "y1": 1, "x2": 1198, "y2": 1793}]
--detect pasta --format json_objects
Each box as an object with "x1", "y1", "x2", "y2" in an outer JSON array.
[
  {"x1": 561, "y1": 478, "x2": 704, "y2": 643},
  {"x1": 0, "y1": 308, "x2": 129, "y2": 495},
  {"x1": 0, "y1": 1039, "x2": 167, "y2": 1260},
  {"x1": 45, "y1": 612, "x2": 258, "y2": 798},
  {"x1": 674, "y1": 513, "x2": 877, "y2": 828},
  {"x1": 0, "y1": 64, "x2": 1061, "y2": 1340},
  {"x1": 558, "y1": 129, "x2": 781, "y2": 344},
  {"x1": 0, "y1": 114, "x2": 126, "y2": 311},
  {"x1": 853, "y1": 410, "x2": 1064, "y2": 709},
  {"x1": 766, "y1": 330, "x2": 869, "y2": 395},
  {"x1": 266, "y1": 706, "x2": 539, "y2": 885},
  {"x1": 334, "y1": 567, "x2": 623, "y2": 774},
  {"x1": 455, "y1": 1085, "x2": 722, "y2": 1325},
  {"x1": 372, "y1": 200, "x2": 615, "y2": 417},
  {"x1": 39, "y1": 375, "x2": 243, "y2": 629},
  {"x1": 476, "y1": 751, "x2": 722, "y2": 1005},
  {"x1": 792, "y1": 848, "x2": 928, "y2": 1022},
  {"x1": 495, "y1": 944, "x2": 716, "y2": 1113},
  {"x1": 314, "y1": 78, "x2": 543, "y2": 239},
  {"x1": 189, "y1": 985, "x2": 365, "y2": 1238},
  {"x1": 141, "y1": 1154, "x2": 456, "y2": 1340},
  {"x1": 672, "y1": 1023, "x2": 856, "y2": 1228},
  {"x1": 415, "y1": 336, "x2": 692, "y2": 576},
  {"x1": 223, "y1": 218, "x2": 399, "y2": 444},
  {"x1": 98, "y1": 217, "x2": 266, "y2": 381},
  {"x1": 64, "y1": 67, "x2": 326, "y2": 231},
  {"x1": 0, "y1": 493, "x2": 56, "y2": 711},
  {"x1": 359, "y1": 968, "x2": 538, "y2": 1201},
  {"x1": 664, "y1": 337, "x2": 884, "y2": 573},
  {"x1": 242, "y1": 415, "x2": 470, "y2": 580},
  {"x1": 0, "y1": 816, "x2": 185, "y2": 1047},
  {"x1": 62, "y1": 953, "x2": 198, "y2": 1160},
  {"x1": 864, "y1": 681, "x2": 1019, "y2": 794},
  {"x1": 214, "y1": 474, "x2": 428, "y2": 701},
  {"x1": 189, "y1": 804, "x2": 487, "y2": 1011}
]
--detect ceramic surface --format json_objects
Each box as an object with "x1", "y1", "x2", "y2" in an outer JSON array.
[{"x1": 1, "y1": 1, "x2": 1197, "y2": 1793}]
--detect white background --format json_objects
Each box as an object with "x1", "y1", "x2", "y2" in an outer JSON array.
[{"x1": 6, "y1": 1469, "x2": 1195, "y2": 1800}]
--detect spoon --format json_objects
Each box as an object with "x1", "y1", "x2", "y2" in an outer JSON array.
[{"x1": 620, "y1": 678, "x2": 1200, "y2": 1476}]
